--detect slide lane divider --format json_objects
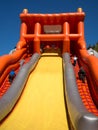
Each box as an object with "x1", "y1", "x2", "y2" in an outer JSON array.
[
  {"x1": 63, "y1": 52, "x2": 98, "y2": 130},
  {"x1": 0, "y1": 53, "x2": 40, "y2": 122}
]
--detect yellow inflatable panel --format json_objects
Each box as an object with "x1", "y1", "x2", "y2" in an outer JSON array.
[{"x1": 0, "y1": 53, "x2": 69, "y2": 130}]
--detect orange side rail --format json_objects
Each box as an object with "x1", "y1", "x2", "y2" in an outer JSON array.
[
  {"x1": 78, "y1": 49, "x2": 98, "y2": 107},
  {"x1": 0, "y1": 48, "x2": 26, "y2": 75},
  {"x1": 0, "y1": 47, "x2": 27, "y2": 86}
]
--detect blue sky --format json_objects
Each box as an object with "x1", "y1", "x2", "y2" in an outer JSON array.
[{"x1": 0, "y1": 0, "x2": 98, "y2": 55}]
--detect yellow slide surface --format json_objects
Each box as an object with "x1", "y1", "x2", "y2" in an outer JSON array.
[{"x1": 0, "y1": 53, "x2": 69, "y2": 130}]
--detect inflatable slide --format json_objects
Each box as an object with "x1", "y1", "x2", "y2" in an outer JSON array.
[{"x1": 0, "y1": 8, "x2": 98, "y2": 130}]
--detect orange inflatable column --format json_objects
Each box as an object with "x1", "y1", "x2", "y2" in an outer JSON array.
[
  {"x1": 17, "y1": 9, "x2": 28, "y2": 49},
  {"x1": 77, "y1": 21, "x2": 86, "y2": 49},
  {"x1": 33, "y1": 23, "x2": 41, "y2": 53},
  {"x1": 63, "y1": 22, "x2": 70, "y2": 53},
  {"x1": 77, "y1": 8, "x2": 86, "y2": 49},
  {"x1": 20, "y1": 22, "x2": 27, "y2": 41},
  {"x1": 16, "y1": 22, "x2": 27, "y2": 49},
  {"x1": 20, "y1": 9, "x2": 28, "y2": 41}
]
